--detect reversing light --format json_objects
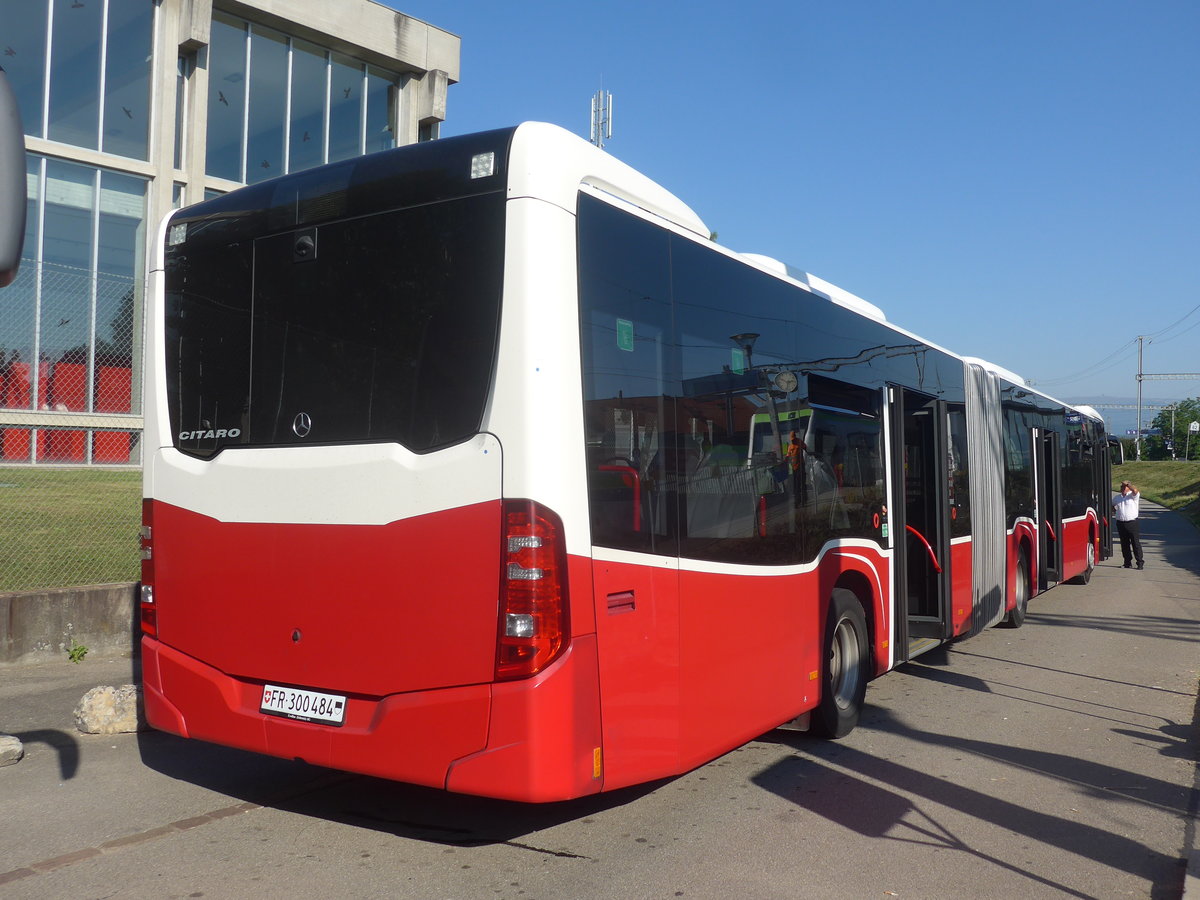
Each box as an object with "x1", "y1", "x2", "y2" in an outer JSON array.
[
  {"x1": 506, "y1": 613, "x2": 535, "y2": 638},
  {"x1": 496, "y1": 500, "x2": 569, "y2": 680},
  {"x1": 470, "y1": 152, "x2": 495, "y2": 179},
  {"x1": 507, "y1": 562, "x2": 544, "y2": 580}
]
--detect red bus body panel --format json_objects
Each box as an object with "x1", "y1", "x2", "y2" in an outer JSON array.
[
  {"x1": 1060, "y1": 513, "x2": 1096, "y2": 582},
  {"x1": 591, "y1": 557, "x2": 682, "y2": 789},
  {"x1": 950, "y1": 540, "x2": 974, "y2": 636},
  {"x1": 677, "y1": 566, "x2": 820, "y2": 772},
  {"x1": 150, "y1": 500, "x2": 501, "y2": 696}
]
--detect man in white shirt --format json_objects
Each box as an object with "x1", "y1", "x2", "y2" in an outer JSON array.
[{"x1": 1112, "y1": 480, "x2": 1144, "y2": 570}]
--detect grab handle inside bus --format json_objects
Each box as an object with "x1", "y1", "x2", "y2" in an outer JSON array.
[{"x1": 905, "y1": 524, "x2": 943, "y2": 573}]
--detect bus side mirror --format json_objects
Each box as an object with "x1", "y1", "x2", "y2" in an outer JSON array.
[{"x1": 0, "y1": 66, "x2": 28, "y2": 288}]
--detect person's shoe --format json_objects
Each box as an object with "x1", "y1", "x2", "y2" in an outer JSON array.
[
  {"x1": 1137, "y1": 562, "x2": 1144, "y2": 570},
  {"x1": 1123, "y1": 563, "x2": 1131, "y2": 568}
]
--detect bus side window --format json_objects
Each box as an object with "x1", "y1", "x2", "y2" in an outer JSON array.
[{"x1": 585, "y1": 403, "x2": 669, "y2": 552}]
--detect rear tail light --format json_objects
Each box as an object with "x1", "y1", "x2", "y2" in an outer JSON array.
[
  {"x1": 496, "y1": 500, "x2": 569, "y2": 681},
  {"x1": 139, "y1": 499, "x2": 156, "y2": 637}
]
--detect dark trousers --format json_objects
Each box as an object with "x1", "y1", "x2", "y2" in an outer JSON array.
[{"x1": 1116, "y1": 519, "x2": 1143, "y2": 567}]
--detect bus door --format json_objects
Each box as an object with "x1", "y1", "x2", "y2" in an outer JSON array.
[
  {"x1": 888, "y1": 387, "x2": 952, "y2": 660},
  {"x1": 1034, "y1": 428, "x2": 1063, "y2": 587},
  {"x1": 587, "y1": 408, "x2": 683, "y2": 785},
  {"x1": 1096, "y1": 434, "x2": 1113, "y2": 560}
]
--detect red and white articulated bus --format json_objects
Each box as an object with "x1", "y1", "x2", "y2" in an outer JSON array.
[{"x1": 139, "y1": 122, "x2": 1111, "y2": 802}]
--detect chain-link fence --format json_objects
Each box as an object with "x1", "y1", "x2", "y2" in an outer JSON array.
[{"x1": 0, "y1": 260, "x2": 143, "y2": 592}]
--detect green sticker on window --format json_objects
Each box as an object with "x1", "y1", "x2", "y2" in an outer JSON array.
[{"x1": 617, "y1": 318, "x2": 634, "y2": 352}]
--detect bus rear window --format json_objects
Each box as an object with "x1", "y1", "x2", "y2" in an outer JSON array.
[{"x1": 165, "y1": 193, "x2": 504, "y2": 457}]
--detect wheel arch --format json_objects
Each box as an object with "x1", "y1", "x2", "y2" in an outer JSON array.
[
  {"x1": 1013, "y1": 531, "x2": 1035, "y2": 605},
  {"x1": 832, "y1": 569, "x2": 879, "y2": 677}
]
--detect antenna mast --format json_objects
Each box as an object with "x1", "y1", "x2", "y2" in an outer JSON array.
[{"x1": 590, "y1": 89, "x2": 613, "y2": 148}]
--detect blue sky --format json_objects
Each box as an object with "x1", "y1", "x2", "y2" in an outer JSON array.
[{"x1": 391, "y1": 0, "x2": 1198, "y2": 421}]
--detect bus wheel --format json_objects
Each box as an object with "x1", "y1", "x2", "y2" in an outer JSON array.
[
  {"x1": 811, "y1": 588, "x2": 868, "y2": 739},
  {"x1": 1069, "y1": 538, "x2": 1095, "y2": 585},
  {"x1": 1002, "y1": 551, "x2": 1029, "y2": 628}
]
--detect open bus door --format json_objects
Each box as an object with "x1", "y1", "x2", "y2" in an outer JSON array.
[
  {"x1": 1034, "y1": 428, "x2": 1064, "y2": 587},
  {"x1": 889, "y1": 386, "x2": 952, "y2": 660},
  {"x1": 1099, "y1": 436, "x2": 1119, "y2": 560}
]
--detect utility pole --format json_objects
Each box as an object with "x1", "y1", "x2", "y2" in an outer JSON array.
[{"x1": 1136, "y1": 336, "x2": 1144, "y2": 460}]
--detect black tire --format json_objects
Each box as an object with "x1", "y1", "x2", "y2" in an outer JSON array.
[
  {"x1": 1002, "y1": 551, "x2": 1029, "y2": 628},
  {"x1": 811, "y1": 588, "x2": 869, "y2": 739},
  {"x1": 1068, "y1": 537, "x2": 1095, "y2": 585}
]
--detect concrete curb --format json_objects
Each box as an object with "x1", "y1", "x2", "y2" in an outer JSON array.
[{"x1": 0, "y1": 583, "x2": 137, "y2": 666}]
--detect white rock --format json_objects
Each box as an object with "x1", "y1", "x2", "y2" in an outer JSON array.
[
  {"x1": 0, "y1": 734, "x2": 24, "y2": 766},
  {"x1": 74, "y1": 684, "x2": 146, "y2": 734}
]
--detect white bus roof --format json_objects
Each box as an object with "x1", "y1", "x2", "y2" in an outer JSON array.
[
  {"x1": 739, "y1": 254, "x2": 887, "y2": 323},
  {"x1": 961, "y1": 356, "x2": 1026, "y2": 386}
]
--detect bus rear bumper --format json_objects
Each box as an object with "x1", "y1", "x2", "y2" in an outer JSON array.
[
  {"x1": 140, "y1": 634, "x2": 604, "y2": 801},
  {"x1": 141, "y1": 636, "x2": 490, "y2": 791}
]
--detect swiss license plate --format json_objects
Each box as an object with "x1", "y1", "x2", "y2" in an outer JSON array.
[{"x1": 260, "y1": 684, "x2": 346, "y2": 726}]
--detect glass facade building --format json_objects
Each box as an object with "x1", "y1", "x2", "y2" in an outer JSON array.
[{"x1": 1, "y1": 0, "x2": 459, "y2": 464}]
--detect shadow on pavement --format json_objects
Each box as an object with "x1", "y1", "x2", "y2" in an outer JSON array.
[
  {"x1": 754, "y1": 713, "x2": 1188, "y2": 900},
  {"x1": 1132, "y1": 504, "x2": 1200, "y2": 575},
  {"x1": 10, "y1": 729, "x2": 79, "y2": 779},
  {"x1": 137, "y1": 728, "x2": 664, "y2": 847}
]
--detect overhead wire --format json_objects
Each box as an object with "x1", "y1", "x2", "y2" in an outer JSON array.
[
  {"x1": 1033, "y1": 337, "x2": 1139, "y2": 388},
  {"x1": 1146, "y1": 300, "x2": 1200, "y2": 341},
  {"x1": 1152, "y1": 315, "x2": 1200, "y2": 347},
  {"x1": 1034, "y1": 300, "x2": 1199, "y2": 388}
]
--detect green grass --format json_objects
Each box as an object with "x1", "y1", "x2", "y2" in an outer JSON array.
[
  {"x1": 1111, "y1": 460, "x2": 1200, "y2": 531},
  {"x1": 0, "y1": 466, "x2": 141, "y2": 592}
]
